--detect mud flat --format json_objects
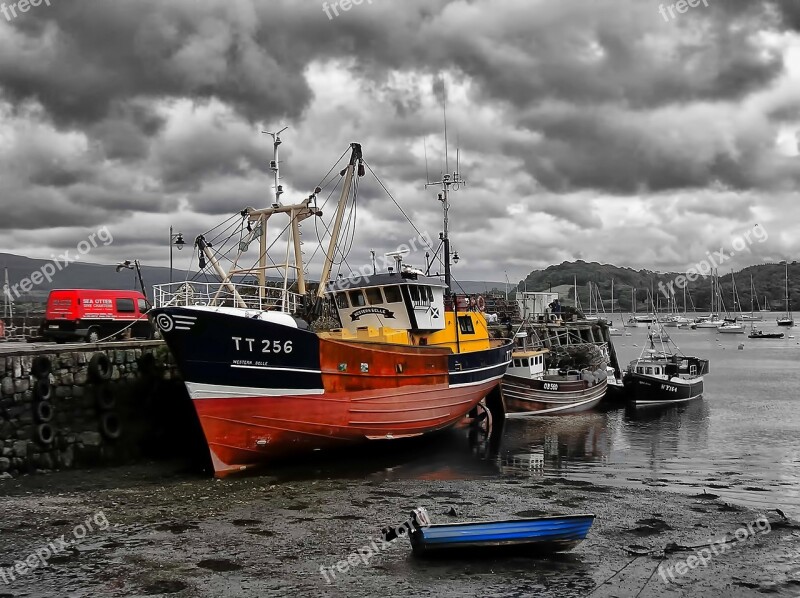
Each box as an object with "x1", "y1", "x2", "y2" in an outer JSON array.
[{"x1": 0, "y1": 464, "x2": 799, "y2": 597}]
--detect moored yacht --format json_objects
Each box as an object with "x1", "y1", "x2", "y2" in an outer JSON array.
[{"x1": 717, "y1": 320, "x2": 745, "y2": 334}]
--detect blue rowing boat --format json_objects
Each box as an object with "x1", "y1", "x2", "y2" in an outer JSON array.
[{"x1": 406, "y1": 507, "x2": 595, "y2": 556}]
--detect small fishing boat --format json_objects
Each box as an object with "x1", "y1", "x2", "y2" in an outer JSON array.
[
  {"x1": 502, "y1": 337, "x2": 608, "y2": 417},
  {"x1": 405, "y1": 507, "x2": 595, "y2": 556},
  {"x1": 622, "y1": 331, "x2": 709, "y2": 407},
  {"x1": 747, "y1": 326, "x2": 784, "y2": 339}
]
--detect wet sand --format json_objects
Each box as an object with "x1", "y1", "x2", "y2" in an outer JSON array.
[{"x1": 1, "y1": 463, "x2": 799, "y2": 597}]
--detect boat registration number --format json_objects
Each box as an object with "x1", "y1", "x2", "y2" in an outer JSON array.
[
  {"x1": 544, "y1": 382, "x2": 559, "y2": 391},
  {"x1": 660, "y1": 384, "x2": 677, "y2": 393},
  {"x1": 232, "y1": 337, "x2": 293, "y2": 354}
]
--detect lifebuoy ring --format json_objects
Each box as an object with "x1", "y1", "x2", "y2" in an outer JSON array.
[
  {"x1": 476, "y1": 295, "x2": 486, "y2": 312},
  {"x1": 34, "y1": 377, "x2": 52, "y2": 401},
  {"x1": 96, "y1": 385, "x2": 116, "y2": 411},
  {"x1": 31, "y1": 356, "x2": 52, "y2": 379},
  {"x1": 549, "y1": 313, "x2": 559, "y2": 323},
  {"x1": 88, "y1": 353, "x2": 112, "y2": 382},
  {"x1": 100, "y1": 413, "x2": 121, "y2": 440},
  {"x1": 36, "y1": 423, "x2": 54, "y2": 445},
  {"x1": 35, "y1": 400, "x2": 54, "y2": 423}
]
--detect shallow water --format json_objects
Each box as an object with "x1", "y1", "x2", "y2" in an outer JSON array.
[{"x1": 273, "y1": 315, "x2": 800, "y2": 518}]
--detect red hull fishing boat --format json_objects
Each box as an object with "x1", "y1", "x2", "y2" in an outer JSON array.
[{"x1": 151, "y1": 137, "x2": 512, "y2": 476}]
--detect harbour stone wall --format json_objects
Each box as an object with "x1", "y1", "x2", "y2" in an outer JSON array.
[{"x1": 0, "y1": 341, "x2": 197, "y2": 478}]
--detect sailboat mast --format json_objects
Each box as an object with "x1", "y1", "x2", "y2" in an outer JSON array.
[
  {"x1": 785, "y1": 261, "x2": 790, "y2": 316},
  {"x1": 611, "y1": 279, "x2": 615, "y2": 323}
]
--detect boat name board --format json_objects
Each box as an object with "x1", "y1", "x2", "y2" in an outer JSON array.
[
  {"x1": 232, "y1": 336, "x2": 294, "y2": 354},
  {"x1": 350, "y1": 307, "x2": 395, "y2": 321}
]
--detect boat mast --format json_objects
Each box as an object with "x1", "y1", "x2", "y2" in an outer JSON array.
[
  {"x1": 683, "y1": 280, "x2": 687, "y2": 314},
  {"x1": 611, "y1": 279, "x2": 614, "y2": 324},
  {"x1": 317, "y1": 143, "x2": 364, "y2": 298},
  {"x1": 259, "y1": 127, "x2": 287, "y2": 297},
  {"x1": 785, "y1": 261, "x2": 790, "y2": 317}
]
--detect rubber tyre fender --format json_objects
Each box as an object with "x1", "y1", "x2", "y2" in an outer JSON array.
[
  {"x1": 88, "y1": 353, "x2": 112, "y2": 382},
  {"x1": 31, "y1": 356, "x2": 52, "y2": 379},
  {"x1": 34, "y1": 377, "x2": 52, "y2": 401},
  {"x1": 34, "y1": 400, "x2": 54, "y2": 423},
  {"x1": 36, "y1": 423, "x2": 55, "y2": 445},
  {"x1": 96, "y1": 385, "x2": 116, "y2": 411},
  {"x1": 100, "y1": 412, "x2": 122, "y2": 440}
]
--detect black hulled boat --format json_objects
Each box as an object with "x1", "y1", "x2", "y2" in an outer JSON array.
[{"x1": 622, "y1": 332, "x2": 709, "y2": 407}]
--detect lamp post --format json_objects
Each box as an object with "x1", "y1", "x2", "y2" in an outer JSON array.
[{"x1": 169, "y1": 226, "x2": 185, "y2": 284}]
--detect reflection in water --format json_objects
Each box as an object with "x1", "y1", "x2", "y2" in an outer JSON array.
[
  {"x1": 618, "y1": 400, "x2": 711, "y2": 475},
  {"x1": 499, "y1": 414, "x2": 610, "y2": 476}
]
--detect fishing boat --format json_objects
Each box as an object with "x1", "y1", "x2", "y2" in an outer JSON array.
[
  {"x1": 404, "y1": 507, "x2": 595, "y2": 556},
  {"x1": 150, "y1": 137, "x2": 512, "y2": 476},
  {"x1": 747, "y1": 326, "x2": 784, "y2": 339},
  {"x1": 502, "y1": 335, "x2": 608, "y2": 417},
  {"x1": 777, "y1": 262, "x2": 794, "y2": 327},
  {"x1": 622, "y1": 331, "x2": 709, "y2": 407}
]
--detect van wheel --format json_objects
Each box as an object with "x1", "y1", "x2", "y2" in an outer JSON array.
[{"x1": 86, "y1": 328, "x2": 100, "y2": 343}]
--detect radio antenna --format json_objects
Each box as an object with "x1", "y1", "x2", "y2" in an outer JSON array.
[{"x1": 441, "y1": 74, "x2": 449, "y2": 175}]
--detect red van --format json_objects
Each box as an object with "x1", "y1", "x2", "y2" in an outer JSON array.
[{"x1": 42, "y1": 289, "x2": 155, "y2": 343}]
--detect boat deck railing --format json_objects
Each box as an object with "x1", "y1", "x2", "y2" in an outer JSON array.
[{"x1": 152, "y1": 281, "x2": 304, "y2": 312}]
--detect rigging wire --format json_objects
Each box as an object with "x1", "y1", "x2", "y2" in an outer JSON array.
[{"x1": 362, "y1": 160, "x2": 468, "y2": 295}]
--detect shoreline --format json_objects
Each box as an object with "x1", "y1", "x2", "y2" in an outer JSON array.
[{"x1": 1, "y1": 463, "x2": 799, "y2": 597}]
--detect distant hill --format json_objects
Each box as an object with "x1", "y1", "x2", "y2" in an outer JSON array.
[{"x1": 518, "y1": 260, "x2": 799, "y2": 313}]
